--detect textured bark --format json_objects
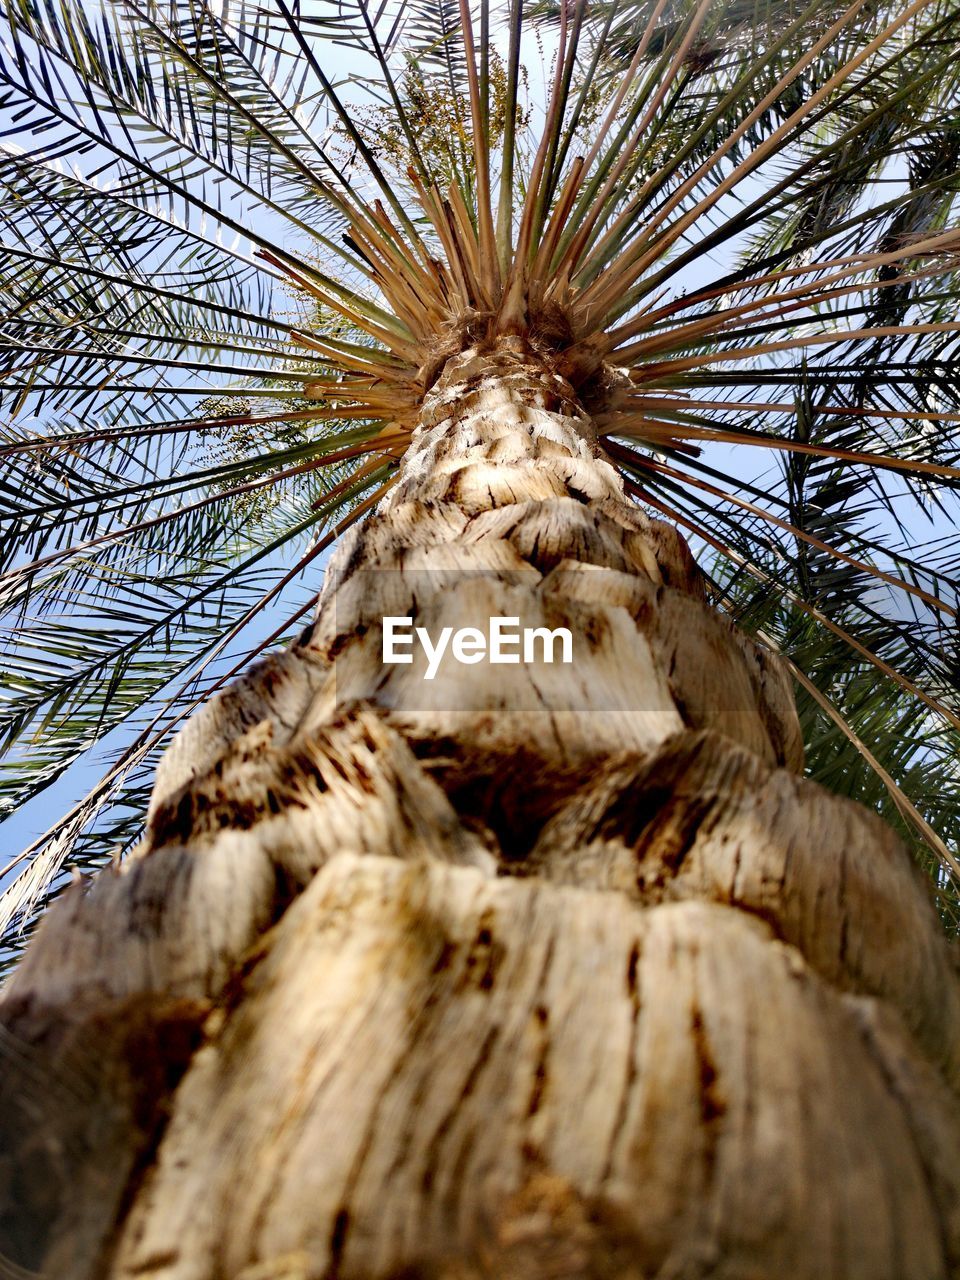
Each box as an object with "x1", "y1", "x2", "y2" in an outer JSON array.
[{"x1": 3, "y1": 337, "x2": 960, "y2": 1279}]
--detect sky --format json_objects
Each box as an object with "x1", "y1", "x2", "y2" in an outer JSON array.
[{"x1": 1, "y1": 0, "x2": 957, "y2": 934}]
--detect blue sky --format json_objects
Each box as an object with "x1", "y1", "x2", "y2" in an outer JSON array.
[{"x1": 1, "y1": 0, "x2": 957, "y2": 934}]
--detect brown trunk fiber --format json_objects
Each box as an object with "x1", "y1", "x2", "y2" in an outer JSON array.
[{"x1": 3, "y1": 338, "x2": 960, "y2": 1280}]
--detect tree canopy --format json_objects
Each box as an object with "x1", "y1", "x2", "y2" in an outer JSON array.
[{"x1": 1, "y1": 0, "x2": 960, "y2": 956}]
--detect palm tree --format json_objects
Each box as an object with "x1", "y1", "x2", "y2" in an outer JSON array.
[{"x1": 2, "y1": 0, "x2": 960, "y2": 1274}]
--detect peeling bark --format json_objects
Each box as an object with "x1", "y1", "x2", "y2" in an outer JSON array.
[{"x1": 2, "y1": 338, "x2": 959, "y2": 1279}]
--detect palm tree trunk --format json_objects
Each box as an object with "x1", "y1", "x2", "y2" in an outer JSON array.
[{"x1": 4, "y1": 337, "x2": 960, "y2": 1280}]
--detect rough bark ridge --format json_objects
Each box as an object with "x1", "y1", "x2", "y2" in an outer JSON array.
[{"x1": 3, "y1": 338, "x2": 960, "y2": 1280}]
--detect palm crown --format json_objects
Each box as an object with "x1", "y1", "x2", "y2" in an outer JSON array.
[{"x1": 2, "y1": 0, "x2": 960, "y2": 956}]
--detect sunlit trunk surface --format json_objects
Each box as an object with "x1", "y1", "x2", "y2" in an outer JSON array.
[{"x1": 3, "y1": 338, "x2": 960, "y2": 1280}]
